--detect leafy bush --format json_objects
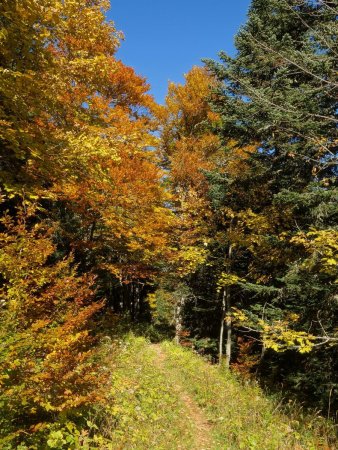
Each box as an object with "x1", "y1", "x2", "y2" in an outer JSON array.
[{"x1": 0, "y1": 208, "x2": 106, "y2": 447}]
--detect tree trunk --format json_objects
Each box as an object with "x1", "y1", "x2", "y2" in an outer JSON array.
[
  {"x1": 219, "y1": 289, "x2": 226, "y2": 363},
  {"x1": 134, "y1": 283, "x2": 140, "y2": 319},
  {"x1": 225, "y1": 286, "x2": 232, "y2": 369},
  {"x1": 220, "y1": 220, "x2": 233, "y2": 367},
  {"x1": 89, "y1": 220, "x2": 96, "y2": 241},
  {"x1": 175, "y1": 297, "x2": 184, "y2": 344}
]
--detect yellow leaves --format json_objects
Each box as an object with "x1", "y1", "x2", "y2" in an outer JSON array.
[
  {"x1": 325, "y1": 258, "x2": 337, "y2": 266},
  {"x1": 257, "y1": 317, "x2": 315, "y2": 353},
  {"x1": 217, "y1": 273, "x2": 245, "y2": 292},
  {"x1": 146, "y1": 293, "x2": 157, "y2": 312},
  {"x1": 237, "y1": 208, "x2": 271, "y2": 234},
  {"x1": 9, "y1": 359, "x2": 21, "y2": 369},
  {"x1": 263, "y1": 326, "x2": 315, "y2": 354},
  {"x1": 31, "y1": 319, "x2": 51, "y2": 331},
  {"x1": 174, "y1": 245, "x2": 209, "y2": 277},
  {"x1": 291, "y1": 228, "x2": 338, "y2": 277},
  {"x1": 165, "y1": 66, "x2": 216, "y2": 122},
  {"x1": 230, "y1": 305, "x2": 315, "y2": 354},
  {"x1": 287, "y1": 313, "x2": 300, "y2": 322},
  {"x1": 160, "y1": 66, "x2": 220, "y2": 160},
  {"x1": 231, "y1": 307, "x2": 248, "y2": 323},
  {"x1": 1, "y1": 0, "x2": 158, "y2": 205},
  {"x1": 63, "y1": 130, "x2": 120, "y2": 165}
]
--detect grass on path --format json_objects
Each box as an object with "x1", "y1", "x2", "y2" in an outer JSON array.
[
  {"x1": 98, "y1": 335, "x2": 336, "y2": 450},
  {"x1": 158, "y1": 341, "x2": 335, "y2": 450}
]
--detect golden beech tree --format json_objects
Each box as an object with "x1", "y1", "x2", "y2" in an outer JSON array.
[
  {"x1": 0, "y1": 206, "x2": 105, "y2": 436},
  {"x1": 159, "y1": 67, "x2": 221, "y2": 261},
  {"x1": 0, "y1": 0, "x2": 173, "y2": 300},
  {"x1": 155, "y1": 67, "x2": 223, "y2": 342},
  {"x1": 61, "y1": 144, "x2": 174, "y2": 283},
  {"x1": 0, "y1": 0, "x2": 173, "y2": 442},
  {"x1": 0, "y1": 0, "x2": 154, "y2": 197}
]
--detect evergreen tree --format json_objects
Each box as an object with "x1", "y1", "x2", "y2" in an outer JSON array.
[{"x1": 205, "y1": 0, "x2": 337, "y2": 414}]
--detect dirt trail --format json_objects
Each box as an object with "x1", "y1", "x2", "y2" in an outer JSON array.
[{"x1": 151, "y1": 344, "x2": 213, "y2": 450}]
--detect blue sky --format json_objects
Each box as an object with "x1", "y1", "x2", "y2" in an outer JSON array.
[{"x1": 108, "y1": 0, "x2": 251, "y2": 104}]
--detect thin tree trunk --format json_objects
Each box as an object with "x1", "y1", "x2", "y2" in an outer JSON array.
[
  {"x1": 175, "y1": 297, "x2": 184, "y2": 345},
  {"x1": 219, "y1": 289, "x2": 226, "y2": 364},
  {"x1": 225, "y1": 286, "x2": 232, "y2": 369},
  {"x1": 135, "y1": 283, "x2": 140, "y2": 319},
  {"x1": 220, "y1": 220, "x2": 233, "y2": 367},
  {"x1": 89, "y1": 220, "x2": 96, "y2": 241},
  {"x1": 130, "y1": 283, "x2": 136, "y2": 321}
]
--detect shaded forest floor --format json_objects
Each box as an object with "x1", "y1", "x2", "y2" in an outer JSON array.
[{"x1": 96, "y1": 335, "x2": 336, "y2": 449}]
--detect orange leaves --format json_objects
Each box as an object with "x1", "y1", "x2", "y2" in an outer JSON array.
[
  {"x1": 221, "y1": 141, "x2": 257, "y2": 178},
  {"x1": 160, "y1": 66, "x2": 221, "y2": 194},
  {"x1": 170, "y1": 136, "x2": 217, "y2": 190},
  {"x1": 1, "y1": 0, "x2": 171, "y2": 289},
  {"x1": 158, "y1": 67, "x2": 221, "y2": 277},
  {"x1": 231, "y1": 337, "x2": 259, "y2": 378},
  {"x1": 0, "y1": 208, "x2": 106, "y2": 421},
  {"x1": 165, "y1": 66, "x2": 218, "y2": 130},
  {"x1": 0, "y1": 0, "x2": 155, "y2": 201},
  {"x1": 55, "y1": 135, "x2": 174, "y2": 281},
  {"x1": 49, "y1": 0, "x2": 120, "y2": 58},
  {"x1": 108, "y1": 61, "x2": 155, "y2": 110}
]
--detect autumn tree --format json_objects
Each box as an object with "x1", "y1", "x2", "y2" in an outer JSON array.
[
  {"x1": 0, "y1": 206, "x2": 105, "y2": 445},
  {"x1": 155, "y1": 67, "x2": 224, "y2": 346},
  {"x1": 0, "y1": 0, "x2": 173, "y2": 311},
  {"x1": 0, "y1": 0, "x2": 173, "y2": 444}
]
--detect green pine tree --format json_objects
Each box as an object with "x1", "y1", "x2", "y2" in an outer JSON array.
[{"x1": 205, "y1": 0, "x2": 337, "y2": 414}]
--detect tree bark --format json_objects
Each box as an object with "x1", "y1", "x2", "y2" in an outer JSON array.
[
  {"x1": 175, "y1": 297, "x2": 184, "y2": 344},
  {"x1": 224, "y1": 286, "x2": 232, "y2": 369},
  {"x1": 220, "y1": 220, "x2": 233, "y2": 367},
  {"x1": 219, "y1": 288, "x2": 226, "y2": 363}
]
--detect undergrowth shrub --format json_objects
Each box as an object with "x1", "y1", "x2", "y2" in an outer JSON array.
[{"x1": 0, "y1": 208, "x2": 106, "y2": 448}]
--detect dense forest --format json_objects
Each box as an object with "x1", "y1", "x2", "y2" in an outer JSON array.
[{"x1": 0, "y1": 0, "x2": 337, "y2": 448}]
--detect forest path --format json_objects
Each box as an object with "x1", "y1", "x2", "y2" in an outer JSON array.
[
  {"x1": 151, "y1": 343, "x2": 213, "y2": 450},
  {"x1": 107, "y1": 337, "x2": 332, "y2": 449}
]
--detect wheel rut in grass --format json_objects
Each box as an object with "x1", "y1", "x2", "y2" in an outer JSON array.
[{"x1": 151, "y1": 344, "x2": 213, "y2": 450}]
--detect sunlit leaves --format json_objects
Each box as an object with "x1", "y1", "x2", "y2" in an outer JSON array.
[
  {"x1": 291, "y1": 229, "x2": 338, "y2": 278},
  {"x1": 0, "y1": 208, "x2": 105, "y2": 432}
]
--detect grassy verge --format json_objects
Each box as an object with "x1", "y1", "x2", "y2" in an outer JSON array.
[{"x1": 159, "y1": 341, "x2": 337, "y2": 450}]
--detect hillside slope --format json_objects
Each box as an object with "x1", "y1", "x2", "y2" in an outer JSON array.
[{"x1": 99, "y1": 336, "x2": 335, "y2": 449}]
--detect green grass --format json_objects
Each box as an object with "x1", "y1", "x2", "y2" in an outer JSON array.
[
  {"x1": 95, "y1": 336, "x2": 336, "y2": 449},
  {"x1": 34, "y1": 334, "x2": 335, "y2": 449},
  {"x1": 98, "y1": 335, "x2": 196, "y2": 449},
  {"x1": 159, "y1": 341, "x2": 336, "y2": 449}
]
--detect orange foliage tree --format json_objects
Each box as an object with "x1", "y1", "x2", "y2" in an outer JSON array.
[
  {"x1": 0, "y1": 206, "x2": 104, "y2": 440},
  {"x1": 159, "y1": 67, "x2": 221, "y2": 273},
  {"x1": 1, "y1": 0, "x2": 173, "y2": 307},
  {"x1": 0, "y1": 0, "x2": 173, "y2": 443},
  {"x1": 153, "y1": 67, "x2": 223, "y2": 342}
]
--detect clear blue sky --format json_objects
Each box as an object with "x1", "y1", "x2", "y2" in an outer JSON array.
[{"x1": 108, "y1": 0, "x2": 251, "y2": 104}]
